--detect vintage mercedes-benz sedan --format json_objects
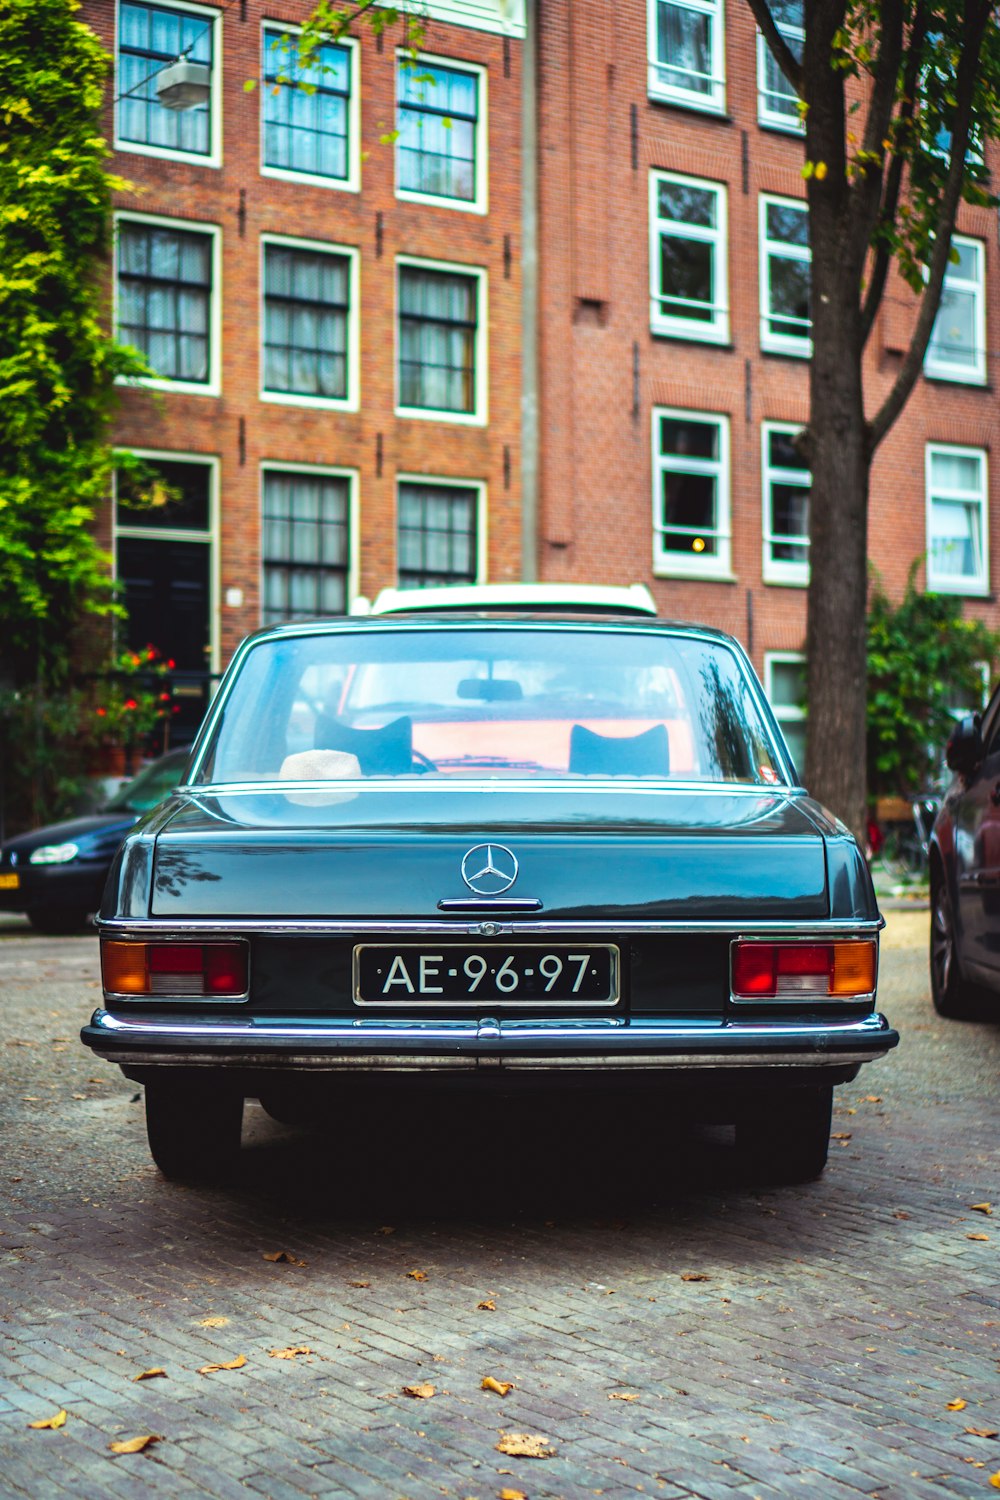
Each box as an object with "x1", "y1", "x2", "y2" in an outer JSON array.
[{"x1": 81, "y1": 587, "x2": 897, "y2": 1184}]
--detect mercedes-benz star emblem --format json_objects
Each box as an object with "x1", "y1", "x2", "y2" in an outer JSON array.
[{"x1": 461, "y1": 843, "x2": 519, "y2": 895}]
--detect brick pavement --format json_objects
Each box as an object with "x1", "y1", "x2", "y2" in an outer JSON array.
[{"x1": 0, "y1": 910, "x2": 997, "y2": 1499}]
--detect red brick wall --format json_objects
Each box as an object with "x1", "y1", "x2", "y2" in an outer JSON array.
[
  {"x1": 535, "y1": 0, "x2": 1000, "y2": 678},
  {"x1": 87, "y1": 0, "x2": 524, "y2": 668}
]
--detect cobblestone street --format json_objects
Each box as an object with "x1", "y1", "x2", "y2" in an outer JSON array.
[{"x1": 0, "y1": 909, "x2": 997, "y2": 1499}]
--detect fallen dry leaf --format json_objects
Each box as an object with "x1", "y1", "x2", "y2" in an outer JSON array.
[
  {"x1": 401, "y1": 1382, "x2": 435, "y2": 1399},
  {"x1": 376, "y1": 1225, "x2": 396, "y2": 1235},
  {"x1": 990, "y1": 1474, "x2": 1000, "y2": 1491},
  {"x1": 608, "y1": 1392, "x2": 640, "y2": 1402},
  {"x1": 196, "y1": 1316, "x2": 229, "y2": 1328},
  {"x1": 478, "y1": 1299, "x2": 497, "y2": 1311},
  {"x1": 262, "y1": 1250, "x2": 306, "y2": 1266},
  {"x1": 967, "y1": 1233, "x2": 990, "y2": 1242},
  {"x1": 269, "y1": 1346, "x2": 312, "y2": 1360},
  {"x1": 496, "y1": 1432, "x2": 556, "y2": 1459},
  {"x1": 132, "y1": 1368, "x2": 167, "y2": 1382},
  {"x1": 831, "y1": 1132, "x2": 852, "y2": 1141},
  {"x1": 348, "y1": 1280, "x2": 371, "y2": 1288},
  {"x1": 966, "y1": 1427, "x2": 1000, "y2": 1439},
  {"x1": 862, "y1": 1095, "x2": 882, "y2": 1103},
  {"x1": 971, "y1": 1203, "x2": 993, "y2": 1215},
  {"x1": 71, "y1": 1093, "x2": 86, "y2": 1101},
  {"x1": 500, "y1": 1490, "x2": 528, "y2": 1500},
  {"x1": 680, "y1": 1273, "x2": 711, "y2": 1282},
  {"x1": 197, "y1": 1355, "x2": 247, "y2": 1375},
  {"x1": 947, "y1": 1399, "x2": 968, "y2": 1411},
  {"x1": 27, "y1": 1410, "x2": 66, "y2": 1431},
  {"x1": 406, "y1": 1269, "x2": 428, "y2": 1281},
  {"x1": 109, "y1": 1434, "x2": 162, "y2": 1455},
  {"x1": 482, "y1": 1376, "x2": 514, "y2": 1396}
]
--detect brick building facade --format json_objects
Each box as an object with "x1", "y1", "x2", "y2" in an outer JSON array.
[
  {"x1": 87, "y1": 0, "x2": 999, "y2": 758},
  {"x1": 534, "y1": 0, "x2": 1000, "y2": 762},
  {"x1": 88, "y1": 0, "x2": 526, "y2": 728}
]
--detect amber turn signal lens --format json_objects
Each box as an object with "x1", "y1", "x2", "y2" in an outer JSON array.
[
  {"x1": 102, "y1": 941, "x2": 150, "y2": 994},
  {"x1": 831, "y1": 941, "x2": 877, "y2": 996}
]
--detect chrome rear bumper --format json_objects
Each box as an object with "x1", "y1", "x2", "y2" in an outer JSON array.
[{"x1": 82, "y1": 1010, "x2": 898, "y2": 1071}]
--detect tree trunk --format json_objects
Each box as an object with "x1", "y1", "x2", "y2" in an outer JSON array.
[{"x1": 804, "y1": 299, "x2": 869, "y2": 842}]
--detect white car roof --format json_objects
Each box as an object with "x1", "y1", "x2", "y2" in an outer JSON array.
[{"x1": 364, "y1": 582, "x2": 658, "y2": 618}]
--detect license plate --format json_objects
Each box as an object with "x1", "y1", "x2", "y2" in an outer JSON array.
[
  {"x1": 0, "y1": 873, "x2": 19, "y2": 891},
  {"x1": 355, "y1": 945, "x2": 619, "y2": 1005}
]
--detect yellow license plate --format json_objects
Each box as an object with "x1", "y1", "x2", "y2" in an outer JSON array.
[{"x1": 0, "y1": 872, "x2": 20, "y2": 890}]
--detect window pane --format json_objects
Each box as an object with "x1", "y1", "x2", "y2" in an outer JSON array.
[
  {"x1": 770, "y1": 659, "x2": 806, "y2": 709},
  {"x1": 262, "y1": 29, "x2": 351, "y2": 181},
  {"x1": 931, "y1": 450, "x2": 981, "y2": 492},
  {"x1": 263, "y1": 246, "x2": 350, "y2": 399},
  {"x1": 397, "y1": 483, "x2": 478, "y2": 588},
  {"x1": 766, "y1": 202, "x2": 809, "y2": 246},
  {"x1": 397, "y1": 61, "x2": 478, "y2": 202},
  {"x1": 660, "y1": 418, "x2": 717, "y2": 461},
  {"x1": 661, "y1": 471, "x2": 717, "y2": 554},
  {"x1": 398, "y1": 269, "x2": 478, "y2": 414},
  {"x1": 658, "y1": 180, "x2": 716, "y2": 228},
  {"x1": 117, "y1": 1, "x2": 212, "y2": 156},
  {"x1": 262, "y1": 472, "x2": 350, "y2": 625},
  {"x1": 655, "y1": 1, "x2": 713, "y2": 96},
  {"x1": 768, "y1": 257, "x2": 811, "y2": 334},
  {"x1": 117, "y1": 223, "x2": 213, "y2": 383}
]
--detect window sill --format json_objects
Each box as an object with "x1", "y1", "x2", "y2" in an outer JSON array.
[
  {"x1": 260, "y1": 390, "x2": 358, "y2": 413},
  {"x1": 757, "y1": 116, "x2": 805, "y2": 138},
  {"x1": 115, "y1": 375, "x2": 220, "y2": 398},
  {"x1": 762, "y1": 571, "x2": 809, "y2": 589},
  {"x1": 260, "y1": 164, "x2": 360, "y2": 195},
  {"x1": 646, "y1": 89, "x2": 730, "y2": 122},
  {"x1": 923, "y1": 369, "x2": 989, "y2": 390},
  {"x1": 395, "y1": 405, "x2": 487, "y2": 427},
  {"x1": 395, "y1": 188, "x2": 487, "y2": 216},
  {"x1": 650, "y1": 324, "x2": 732, "y2": 349},
  {"x1": 926, "y1": 579, "x2": 991, "y2": 598},
  {"x1": 115, "y1": 139, "x2": 221, "y2": 171},
  {"x1": 653, "y1": 563, "x2": 737, "y2": 584},
  {"x1": 760, "y1": 340, "x2": 812, "y2": 361}
]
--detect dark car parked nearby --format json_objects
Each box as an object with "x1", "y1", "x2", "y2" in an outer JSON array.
[
  {"x1": 81, "y1": 586, "x2": 897, "y2": 1185},
  {"x1": 929, "y1": 687, "x2": 1000, "y2": 1019},
  {"x1": 0, "y1": 749, "x2": 188, "y2": 934}
]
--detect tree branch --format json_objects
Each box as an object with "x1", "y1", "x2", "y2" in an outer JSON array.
[
  {"x1": 843, "y1": 0, "x2": 905, "y2": 282},
  {"x1": 867, "y1": 0, "x2": 993, "y2": 453},
  {"x1": 744, "y1": 0, "x2": 803, "y2": 96},
  {"x1": 859, "y1": 4, "x2": 928, "y2": 344}
]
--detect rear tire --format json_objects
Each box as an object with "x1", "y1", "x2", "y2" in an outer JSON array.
[
  {"x1": 735, "y1": 1085, "x2": 833, "y2": 1184},
  {"x1": 144, "y1": 1078, "x2": 243, "y2": 1182},
  {"x1": 930, "y1": 866, "x2": 994, "y2": 1020}
]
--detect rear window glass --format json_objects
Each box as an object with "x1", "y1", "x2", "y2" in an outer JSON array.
[{"x1": 198, "y1": 627, "x2": 785, "y2": 786}]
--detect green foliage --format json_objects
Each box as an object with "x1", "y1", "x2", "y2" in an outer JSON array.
[
  {"x1": 0, "y1": 0, "x2": 145, "y2": 692},
  {"x1": 866, "y1": 568, "x2": 999, "y2": 799},
  {"x1": 0, "y1": 647, "x2": 176, "y2": 830}
]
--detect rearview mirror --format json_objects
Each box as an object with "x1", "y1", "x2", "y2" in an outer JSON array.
[{"x1": 946, "y1": 713, "x2": 984, "y2": 777}]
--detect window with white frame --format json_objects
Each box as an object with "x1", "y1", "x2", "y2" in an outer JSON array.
[
  {"x1": 925, "y1": 236, "x2": 986, "y2": 385},
  {"x1": 926, "y1": 444, "x2": 989, "y2": 594},
  {"x1": 762, "y1": 423, "x2": 810, "y2": 585},
  {"x1": 652, "y1": 408, "x2": 730, "y2": 576},
  {"x1": 117, "y1": 0, "x2": 217, "y2": 162},
  {"x1": 756, "y1": 0, "x2": 803, "y2": 132},
  {"x1": 650, "y1": 172, "x2": 728, "y2": 343},
  {"x1": 765, "y1": 653, "x2": 807, "y2": 774},
  {"x1": 262, "y1": 240, "x2": 356, "y2": 405},
  {"x1": 261, "y1": 468, "x2": 352, "y2": 624},
  {"x1": 261, "y1": 26, "x2": 356, "y2": 188},
  {"x1": 647, "y1": 0, "x2": 724, "y2": 113},
  {"x1": 397, "y1": 56, "x2": 485, "y2": 209},
  {"x1": 397, "y1": 262, "x2": 485, "y2": 420},
  {"x1": 397, "y1": 479, "x2": 482, "y2": 588},
  {"x1": 116, "y1": 217, "x2": 217, "y2": 389},
  {"x1": 760, "y1": 195, "x2": 811, "y2": 355}
]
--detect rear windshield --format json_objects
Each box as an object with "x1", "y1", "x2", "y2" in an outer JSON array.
[{"x1": 197, "y1": 626, "x2": 786, "y2": 786}]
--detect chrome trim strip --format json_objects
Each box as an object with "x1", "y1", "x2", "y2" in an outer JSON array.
[
  {"x1": 85, "y1": 1049, "x2": 889, "y2": 1070},
  {"x1": 98, "y1": 917, "x2": 884, "y2": 937},
  {"x1": 437, "y1": 898, "x2": 544, "y2": 911}
]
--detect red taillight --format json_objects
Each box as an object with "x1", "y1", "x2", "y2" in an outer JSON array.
[
  {"x1": 102, "y1": 941, "x2": 248, "y2": 998},
  {"x1": 732, "y1": 941, "x2": 876, "y2": 1000}
]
